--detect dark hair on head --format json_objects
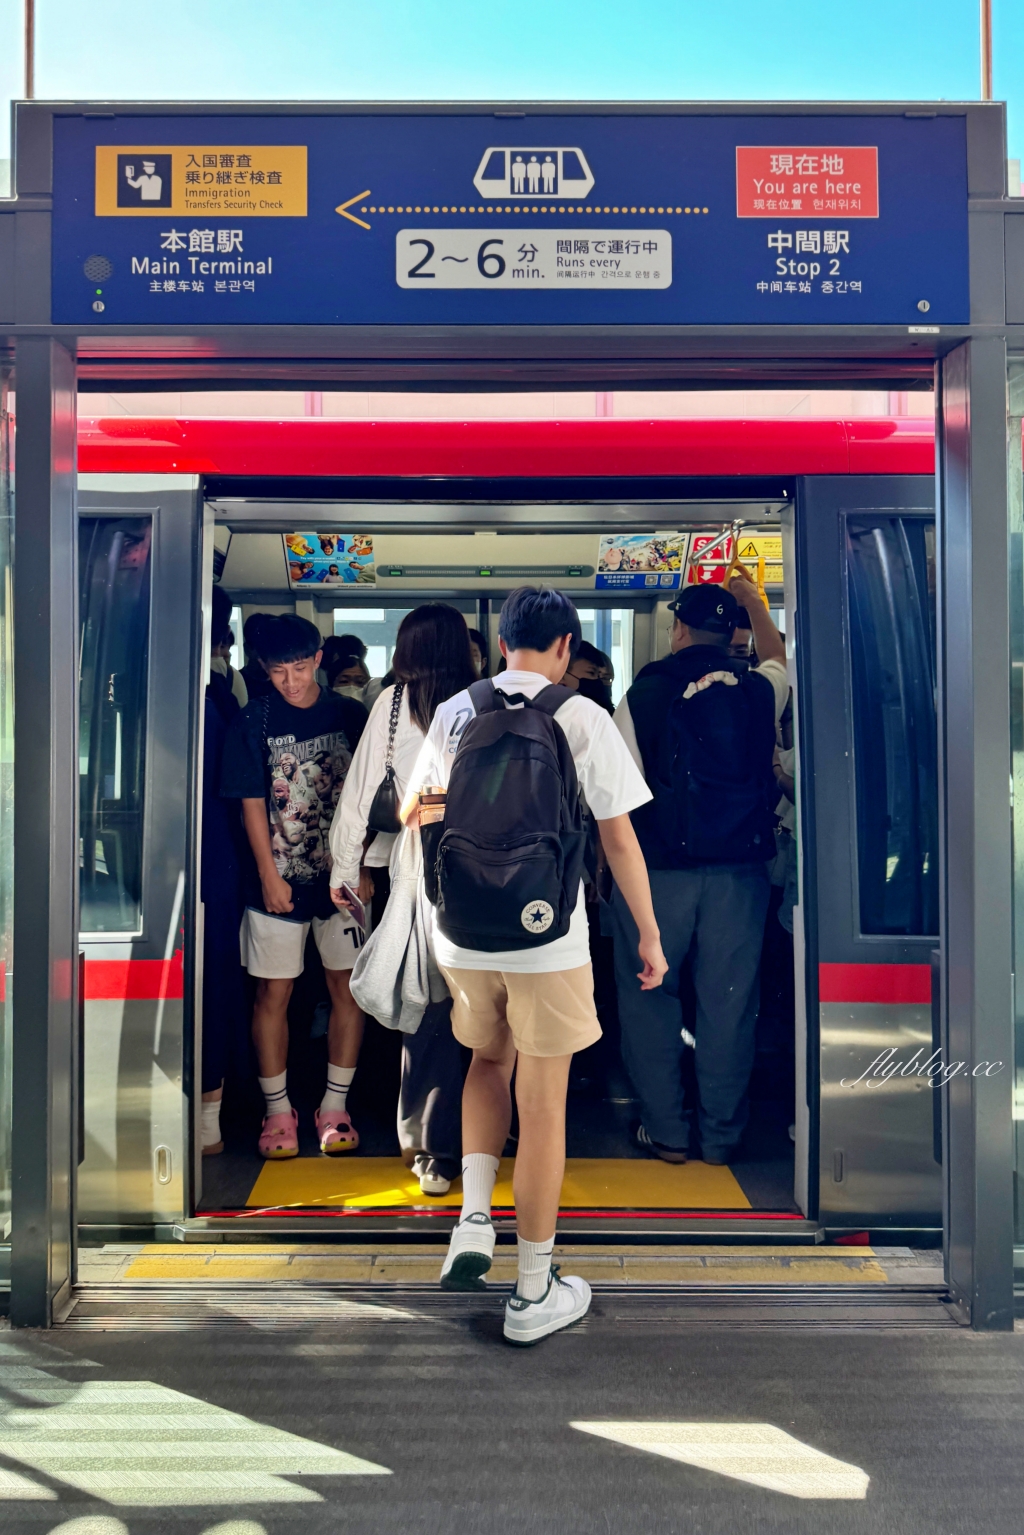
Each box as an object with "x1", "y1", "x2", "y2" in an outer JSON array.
[
  {"x1": 211, "y1": 585, "x2": 234, "y2": 648},
  {"x1": 467, "y1": 627, "x2": 489, "y2": 676},
  {"x1": 392, "y1": 603, "x2": 478, "y2": 733},
  {"x1": 320, "y1": 634, "x2": 368, "y2": 682},
  {"x1": 498, "y1": 587, "x2": 581, "y2": 658},
  {"x1": 243, "y1": 612, "x2": 275, "y2": 650},
  {"x1": 256, "y1": 614, "x2": 323, "y2": 667},
  {"x1": 324, "y1": 651, "x2": 368, "y2": 688},
  {"x1": 333, "y1": 632, "x2": 368, "y2": 661},
  {"x1": 573, "y1": 640, "x2": 606, "y2": 669},
  {"x1": 731, "y1": 609, "x2": 752, "y2": 632}
]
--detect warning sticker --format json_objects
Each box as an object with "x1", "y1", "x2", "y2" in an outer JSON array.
[{"x1": 735, "y1": 535, "x2": 784, "y2": 586}]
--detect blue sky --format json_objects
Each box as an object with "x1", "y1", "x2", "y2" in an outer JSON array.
[{"x1": 1, "y1": 0, "x2": 1021, "y2": 166}]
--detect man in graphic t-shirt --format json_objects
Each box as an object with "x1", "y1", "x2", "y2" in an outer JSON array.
[{"x1": 221, "y1": 615, "x2": 368, "y2": 1162}]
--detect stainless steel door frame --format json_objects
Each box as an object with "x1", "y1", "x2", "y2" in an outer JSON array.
[
  {"x1": 9, "y1": 337, "x2": 78, "y2": 1327},
  {"x1": 75, "y1": 476, "x2": 202, "y2": 1238},
  {"x1": 796, "y1": 475, "x2": 941, "y2": 1233},
  {"x1": 939, "y1": 339, "x2": 1015, "y2": 1330}
]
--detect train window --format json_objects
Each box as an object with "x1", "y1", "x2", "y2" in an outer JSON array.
[
  {"x1": 78, "y1": 516, "x2": 152, "y2": 933},
  {"x1": 846, "y1": 515, "x2": 938, "y2": 936}
]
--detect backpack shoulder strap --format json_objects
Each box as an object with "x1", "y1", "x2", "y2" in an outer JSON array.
[
  {"x1": 529, "y1": 683, "x2": 574, "y2": 717},
  {"x1": 468, "y1": 678, "x2": 501, "y2": 714}
]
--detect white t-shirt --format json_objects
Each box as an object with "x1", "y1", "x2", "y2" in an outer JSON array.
[{"x1": 408, "y1": 670, "x2": 652, "y2": 973}]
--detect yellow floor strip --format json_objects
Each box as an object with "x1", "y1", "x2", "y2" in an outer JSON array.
[
  {"x1": 246, "y1": 1156, "x2": 751, "y2": 1211},
  {"x1": 98, "y1": 1243, "x2": 904, "y2": 1286}
]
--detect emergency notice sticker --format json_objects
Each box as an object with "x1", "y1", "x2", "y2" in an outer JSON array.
[
  {"x1": 735, "y1": 146, "x2": 879, "y2": 218},
  {"x1": 94, "y1": 146, "x2": 308, "y2": 217}
]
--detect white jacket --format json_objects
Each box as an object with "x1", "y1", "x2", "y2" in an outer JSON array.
[{"x1": 328, "y1": 683, "x2": 426, "y2": 888}]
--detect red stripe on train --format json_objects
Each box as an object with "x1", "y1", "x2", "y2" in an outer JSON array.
[
  {"x1": 818, "y1": 962, "x2": 931, "y2": 1005},
  {"x1": 83, "y1": 954, "x2": 184, "y2": 1001},
  {"x1": 76, "y1": 416, "x2": 936, "y2": 479}
]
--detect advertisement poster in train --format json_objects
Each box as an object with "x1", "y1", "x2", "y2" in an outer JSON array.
[
  {"x1": 596, "y1": 533, "x2": 688, "y2": 590},
  {"x1": 283, "y1": 532, "x2": 375, "y2": 587}
]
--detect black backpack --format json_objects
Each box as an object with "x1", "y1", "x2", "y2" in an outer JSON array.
[
  {"x1": 629, "y1": 652, "x2": 778, "y2": 867},
  {"x1": 424, "y1": 679, "x2": 587, "y2": 952}
]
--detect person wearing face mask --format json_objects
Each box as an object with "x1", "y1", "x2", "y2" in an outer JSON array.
[
  {"x1": 323, "y1": 635, "x2": 372, "y2": 701},
  {"x1": 562, "y1": 639, "x2": 614, "y2": 713}
]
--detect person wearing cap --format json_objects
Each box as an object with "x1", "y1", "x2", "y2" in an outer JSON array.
[{"x1": 611, "y1": 568, "x2": 789, "y2": 1166}]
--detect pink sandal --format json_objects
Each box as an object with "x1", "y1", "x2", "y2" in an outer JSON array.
[
  {"x1": 258, "y1": 1108, "x2": 299, "y2": 1160},
  {"x1": 316, "y1": 1107, "x2": 360, "y2": 1156}
]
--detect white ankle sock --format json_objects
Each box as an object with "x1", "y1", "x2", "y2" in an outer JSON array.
[
  {"x1": 517, "y1": 1235, "x2": 555, "y2": 1301},
  {"x1": 259, "y1": 1071, "x2": 292, "y2": 1120},
  {"x1": 460, "y1": 1153, "x2": 499, "y2": 1221},
  {"x1": 200, "y1": 1099, "x2": 222, "y2": 1148},
  {"x1": 321, "y1": 1065, "x2": 356, "y2": 1115}
]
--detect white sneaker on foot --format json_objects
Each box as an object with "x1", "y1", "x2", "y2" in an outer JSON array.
[
  {"x1": 413, "y1": 1155, "x2": 452, "y2": 1197},
  {"x1": 503, "y1": 1268, "x2": 592, "y2": 1346},
  {"x1": 440, "y1": 1212, "x2": 495, "y2": 1290}
]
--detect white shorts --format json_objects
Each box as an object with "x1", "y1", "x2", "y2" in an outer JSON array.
[{"x1": 239, "y1": 907, "x2": 365, "y2": 980}]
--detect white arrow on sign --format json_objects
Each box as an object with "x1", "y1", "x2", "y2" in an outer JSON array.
[{"x1": 571, "y1": 1422, "x2": 869, "y2": 1500}]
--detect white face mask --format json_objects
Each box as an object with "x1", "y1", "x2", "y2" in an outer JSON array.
[
  {"x1": 332, "y1": 682, "x2": 366, "y2": 700},
  {"x1": 210, "y1": 655, "x2": 229, "y2": 677}
]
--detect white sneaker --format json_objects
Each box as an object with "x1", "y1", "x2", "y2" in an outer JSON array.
[
  {"x1": 414, "y1": 1156, "x2": 452, "y2": 1197},
  {"x1": 440, "y1": 1212, "x2": 495, "y2": 1290},
  {"x1": 503, "y1": 1268, "x2": 592, "y2": 1346}
]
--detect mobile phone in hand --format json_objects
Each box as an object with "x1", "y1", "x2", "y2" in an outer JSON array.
[{"x1": 337, "y1": 881, "x2": 367, "y2": 934}]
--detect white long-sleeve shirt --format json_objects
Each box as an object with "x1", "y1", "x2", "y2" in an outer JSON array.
[{"x1": 328, "y1": 684, "x2": 425, "y2": 888}]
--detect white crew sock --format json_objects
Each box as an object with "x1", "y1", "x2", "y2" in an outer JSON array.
[
  {"x1": 320, "y1": 1064, "x2": 356, "y2": 1115},
  {"x1": 200, "y1": 1099, "x2": 222, "y2": 1148},
  {"x1": 459, "y1": 1153, "x2": 500, "y2": 1221},
  {"x1": 517, "y1": 1235, "x2": 555, "y2": 1301},
  {"x1": 258, "y1": 1071, "x2": 292, "y2": 1120}
]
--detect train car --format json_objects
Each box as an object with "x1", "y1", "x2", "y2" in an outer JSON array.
[{"x1": 73, "y1": 410, "x2": 939, "y2": 1248}]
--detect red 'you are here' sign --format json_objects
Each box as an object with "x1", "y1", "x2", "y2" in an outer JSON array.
[{"x1": 736, "y1": 146, "x2": 879, "y2": 218}]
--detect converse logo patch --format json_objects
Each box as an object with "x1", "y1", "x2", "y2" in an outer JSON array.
[{"x1": 521, "y1": 899, "x2": 555, "y2": 934}]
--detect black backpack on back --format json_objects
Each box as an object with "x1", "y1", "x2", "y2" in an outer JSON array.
[
  {"x1": 426, "y1": 679, "x2": 587, "y2": 952},
  {"x1": 628, "y1": 650, "x2": 778, "y2": 868}
]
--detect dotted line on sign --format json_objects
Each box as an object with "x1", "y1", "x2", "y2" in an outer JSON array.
[{"x1": 362, "y1": 203, "x2": 711, "y2": 216}]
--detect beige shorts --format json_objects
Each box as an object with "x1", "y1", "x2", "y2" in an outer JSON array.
[{"x1": 439, "y1": 963, "x2": 601, "y2": 1059}]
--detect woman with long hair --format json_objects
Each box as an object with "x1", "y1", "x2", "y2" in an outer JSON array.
[{"x1": 329, "y1": 604, "x2": 477, "y2": 1194}]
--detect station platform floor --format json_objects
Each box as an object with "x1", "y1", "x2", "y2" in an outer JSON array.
[
  {"x1": 77, "y1": 1242, "x2": 945, "y2": 1288},
  {"x1": 3, "y1": 1286, "x2": 1022, "y2": 1534}
]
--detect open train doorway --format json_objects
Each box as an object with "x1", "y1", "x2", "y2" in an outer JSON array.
[{"x1": 74, "y1": 409, "x2": 940, "y2": 1250}]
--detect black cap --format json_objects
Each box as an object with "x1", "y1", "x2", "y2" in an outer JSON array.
[{"x1": 669, "y1": 583, "x2": 741, "y2": 634}]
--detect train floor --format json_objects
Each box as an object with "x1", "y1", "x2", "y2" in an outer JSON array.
[
  {"x1": 199, "y1": 1015, "x2": 798, "y2": 1217},
  {"x1": 3, "y1": 1300, "x2": 1021, "y2": 1533},
  {"x1": 201, "y1": 898, "x2": 799, "y2": 1218}
]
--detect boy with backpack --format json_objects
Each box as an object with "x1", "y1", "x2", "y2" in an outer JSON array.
[
  {"x1": 611, "y1": 569, "x2": 790, "y2": 1167},
  {"x1": 220, "y1": 615, "x2": 369, "y2": 1161},
  {"x1": 404, "y1": 588, "x2": 667, "y2": 1345}
]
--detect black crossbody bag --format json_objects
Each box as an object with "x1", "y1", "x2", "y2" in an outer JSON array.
[{"x1": 367, "y1": 682, "x2": 405, "y2": 835}]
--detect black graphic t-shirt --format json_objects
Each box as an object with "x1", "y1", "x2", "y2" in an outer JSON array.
[{"x1": 221, "y1": 686, "x2": 367, "y2": 920}]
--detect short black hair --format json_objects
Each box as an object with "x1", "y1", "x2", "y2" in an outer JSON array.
[
  {"x1": 498, "y1": 587, "x2": 581, "y2": 657},
  {"x1": 333, "y1": 632, "x2": 368, "y2": 661},
  {"x1": 257, "y1": 615, "x2": 323, "y2": 666}
]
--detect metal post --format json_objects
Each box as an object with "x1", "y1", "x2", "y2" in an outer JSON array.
[
  {"x1": 938, "y1": 338, "x2": 1015, "y2": 1329},
  {"x1": 23, "y1": 0, "x2": 34, "y2": 100},
  {"x1": 9, "y1": 337, "x2": 78, "y2": 1327},
  {"x1": 980, "y1": 0, "x2": 993, "y2": 100}
]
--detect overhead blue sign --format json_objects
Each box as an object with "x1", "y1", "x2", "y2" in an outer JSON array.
[{"x1": 50, "y1": 112, "x2": 969, "y2": 327}]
